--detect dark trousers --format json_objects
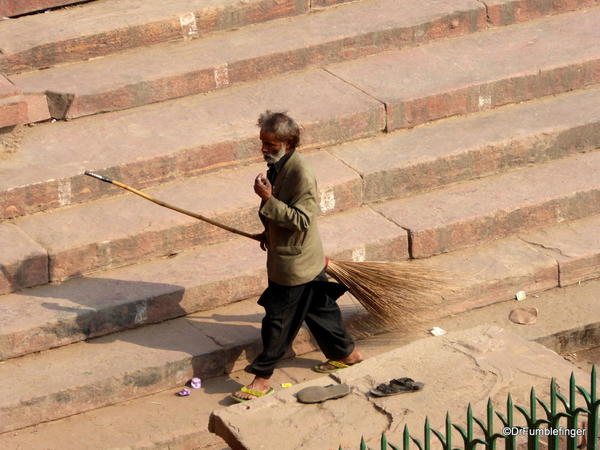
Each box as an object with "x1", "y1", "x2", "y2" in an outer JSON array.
[{"x1": 246, "y1": 269, "x2": 355, "y2": 379}]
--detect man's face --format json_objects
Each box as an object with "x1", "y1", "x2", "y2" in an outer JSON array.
[{"x1": 260, "y1": 130, "x2": 287, "y2": 164}]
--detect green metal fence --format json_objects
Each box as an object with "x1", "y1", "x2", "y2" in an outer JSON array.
[{"x1": 342, "y1": 365, "x2": 599, "y2": 450}]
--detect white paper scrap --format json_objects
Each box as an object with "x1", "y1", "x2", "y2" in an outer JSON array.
[{"x1": 429, "y1": 327, "x2": 447, "y2": 336}]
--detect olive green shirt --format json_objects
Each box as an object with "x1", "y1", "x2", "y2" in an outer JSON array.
[{"x1": 259, "y1": 150, "x2": 325, "y2": 286}]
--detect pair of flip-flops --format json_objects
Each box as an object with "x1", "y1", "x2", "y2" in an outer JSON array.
[
  {"x1": 370, "y1": 377, "x2": 424, "y2": 397},
  {"x1": 296, "y1": 377, "x2": 423, "y2": 403}
]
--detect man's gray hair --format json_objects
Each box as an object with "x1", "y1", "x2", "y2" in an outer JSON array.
[{"x1": 257, "y1": 111, "x2": 300, "y2": 150}]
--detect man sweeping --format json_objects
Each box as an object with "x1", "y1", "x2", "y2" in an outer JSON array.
[{"x1": 231, "y1": 111, "x2": 362, "y2": 402}]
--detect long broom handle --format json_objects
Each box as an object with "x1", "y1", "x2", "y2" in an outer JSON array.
[{"x1": 84, "y1": 171, "x2": 260, "y2": 241}]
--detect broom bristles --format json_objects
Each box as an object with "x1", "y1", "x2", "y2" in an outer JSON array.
[{"x1": 325, "y1": 258, "x2": 454, "y2": 329}]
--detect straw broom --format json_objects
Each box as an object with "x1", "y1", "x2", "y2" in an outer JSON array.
[{"x1": 85, "y1": 171, "x2": 450, "y2": 328}]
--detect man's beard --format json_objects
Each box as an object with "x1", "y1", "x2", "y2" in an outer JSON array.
[{"x1": 264, "y1": 147, "x2": 286, "y2": 164}]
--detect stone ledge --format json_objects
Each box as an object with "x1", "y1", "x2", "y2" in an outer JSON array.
[
  {"x1": 0, "y1": 0, "x2": 311, "y2": 74},
  {"x1": 327, "y1": 8, "x2": 600, "y2": 131},
  {"x1": 0, "y1": 1, "x2": 88, "y2": 17},
  {"x1": 10, "y1": 0, "x2": 485, "y2": 118},
  {"x1": 210, "y1": 326, "x2": 588, "y2": 449}
]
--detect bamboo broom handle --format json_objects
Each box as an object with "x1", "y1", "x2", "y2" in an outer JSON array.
[{"x1": 84, "y1": 171, "x2": 260, "y2": 241}]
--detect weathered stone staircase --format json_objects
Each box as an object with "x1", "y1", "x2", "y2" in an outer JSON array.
[{"x1": 1, "y1": 0, "x2": 599, "y2": 447}]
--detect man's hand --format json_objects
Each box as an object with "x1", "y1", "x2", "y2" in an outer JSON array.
[
  {"x1": 254, "y1": 173, "x2": 272, "y2": 201},
  {"x1": 252, "y1": 231, "x2": 267, "y2": 251}
]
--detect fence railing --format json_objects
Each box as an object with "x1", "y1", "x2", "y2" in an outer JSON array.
[{"x1": 342, "y1": 365, "x2": 599, "y2": 450}]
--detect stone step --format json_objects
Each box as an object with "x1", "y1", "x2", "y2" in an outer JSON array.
[
  {"x1": 0, "y1": 73, "x2": 51, "y2": 128},
  {"x1": 3, "y1": 275, "x2": 600, "y2": 450},
  {"x1": 326, "y1": 6, "x2": 600, "y2": 131},
  {"x1": 3, "y1": 86, "x2": 598, "y2": 292},
  {"x1": 0, "y1": 69, "x2": 384, "y2": 220},
  {"x1": 0, "y1": 94, "x2": 50, "y2": 128},
  {"x1": 0, "y1": 95, "x2": 27, "y2": 129},
  {"x1": 12, "y1": 150, "x2": 363, "y2": 282},
  {"x1": 520, "y1": 214, "x2": 600, "y2": 288},
  {"x1": 3, "y1": 6, "x2": 600, "y2": 221},
  {"x1": 0, "y1": 0, "x2": 321, "y2": 74},
  {"x1": 0, "y1": 74, "x2": 27, "y2": 128},
  {"x1": 331, "y1": 86, "x2": 600, "y2": 203},
  {"x1": 0, "y1": 0, "x2": 90, "y2": 17},
  {"x1": 373, "y1": 150, "x2": 600, "y2": 258},
  {"x1": 0, "y1": 226, "x2": 587, "y2": 434},
  {"x1": 10, "y1": 3, "x2": 600, "y2": 121},
  {"x1": 10, "y1": 0, "x2": 488, "y2": 118},
  {"x1": 0, "y1": 206, "x2": 408, "y2": 361},
  {"x1": 6, "y1": 154, "x2": 600, "y2": 364},
  {"x1": 2, "y1": 0, "x2": 592, "y2": 77}
]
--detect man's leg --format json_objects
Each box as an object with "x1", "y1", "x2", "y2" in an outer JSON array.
[
  {"x1": 234, "y1": 281, "x2": 310, "y2": 400},
  {"x1": 303, "y1": 279, "x2": 362, "y2": 370}
]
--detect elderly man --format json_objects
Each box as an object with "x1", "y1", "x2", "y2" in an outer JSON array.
[{"x1": 231, "y1": 111, "x2": 362, "y2": 402}]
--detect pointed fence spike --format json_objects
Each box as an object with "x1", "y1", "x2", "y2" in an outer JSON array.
[
  {"x1": 550, "y1": 378, "x2": 557, "y2": 416},
  {"x1": 592, "y1": 364, "x2": 597, "y2": 403},
  {"x1": 381, "y1": 433, "x2": 388, "y2": 450},
  {"x1": 530, "y1": 387, "x2": 537, "y2": 422},
  {"x1": 467, "y1": 403, "x2": 474, "y2": 441},
  {"x1": 507, "y1": 393, "x2": 514, "y2": 426},
  {"x1": 446, "y1": 413, "x2": 452, "y2": 450},
  {"x1": 487, "y1": 398, "x2": 494, "y2": 431},
  {"x1": 588, "y1": 365, "x2": 599, "y2": 450},
  {"x1": 570, "y1": 372, "x2": 577, "y2": 410}
]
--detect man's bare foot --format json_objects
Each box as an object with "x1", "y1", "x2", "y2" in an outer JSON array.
[
  {"x1": 232, "y1": 376, "x2": 272, "y2": 401},
  {"x1": 316, "y1": 347, "x2": 363, "y2": 372}
]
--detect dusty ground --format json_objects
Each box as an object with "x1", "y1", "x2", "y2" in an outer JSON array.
[{"x1": 2, "y1": 278, "x2": 600, "y2": 450}]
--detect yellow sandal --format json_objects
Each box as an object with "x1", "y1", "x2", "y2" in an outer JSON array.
[
  {"x1": 230, "y1": 386, "x2": 275, "y2": 402},
  {"x1": 313, "y1": 359, "x2": 361, "y2": 374}
]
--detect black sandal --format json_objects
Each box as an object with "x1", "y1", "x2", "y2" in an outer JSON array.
[{"x1": 370, "y1": 377, "x2": 424, "y2": 397}]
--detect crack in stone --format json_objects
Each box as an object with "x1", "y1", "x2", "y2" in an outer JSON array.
[
  {"x1": 519, "y1": 237, "x2": 571, "y2": 259},
  {"x1": 446, "y1": 337, "x2": 565, "y2": 406},
  {"x1": 205, "y1": 333, "x2": 224, "y2": 347},
  {"x1": 370, "y1": 399, "x2": 394, "y2": 433},
  {"x1": 188, "y1": 321, "x2": 225, "y2": 347},
  {"x1": 443, "y1": 340, "x2": 491, "y2": 375},
  {"x1": 360, "y1": 387, "x2": 395, "y2": 434},
  {"x1": 442, "y1": 340, "x2": 507, "y2": 400}
]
